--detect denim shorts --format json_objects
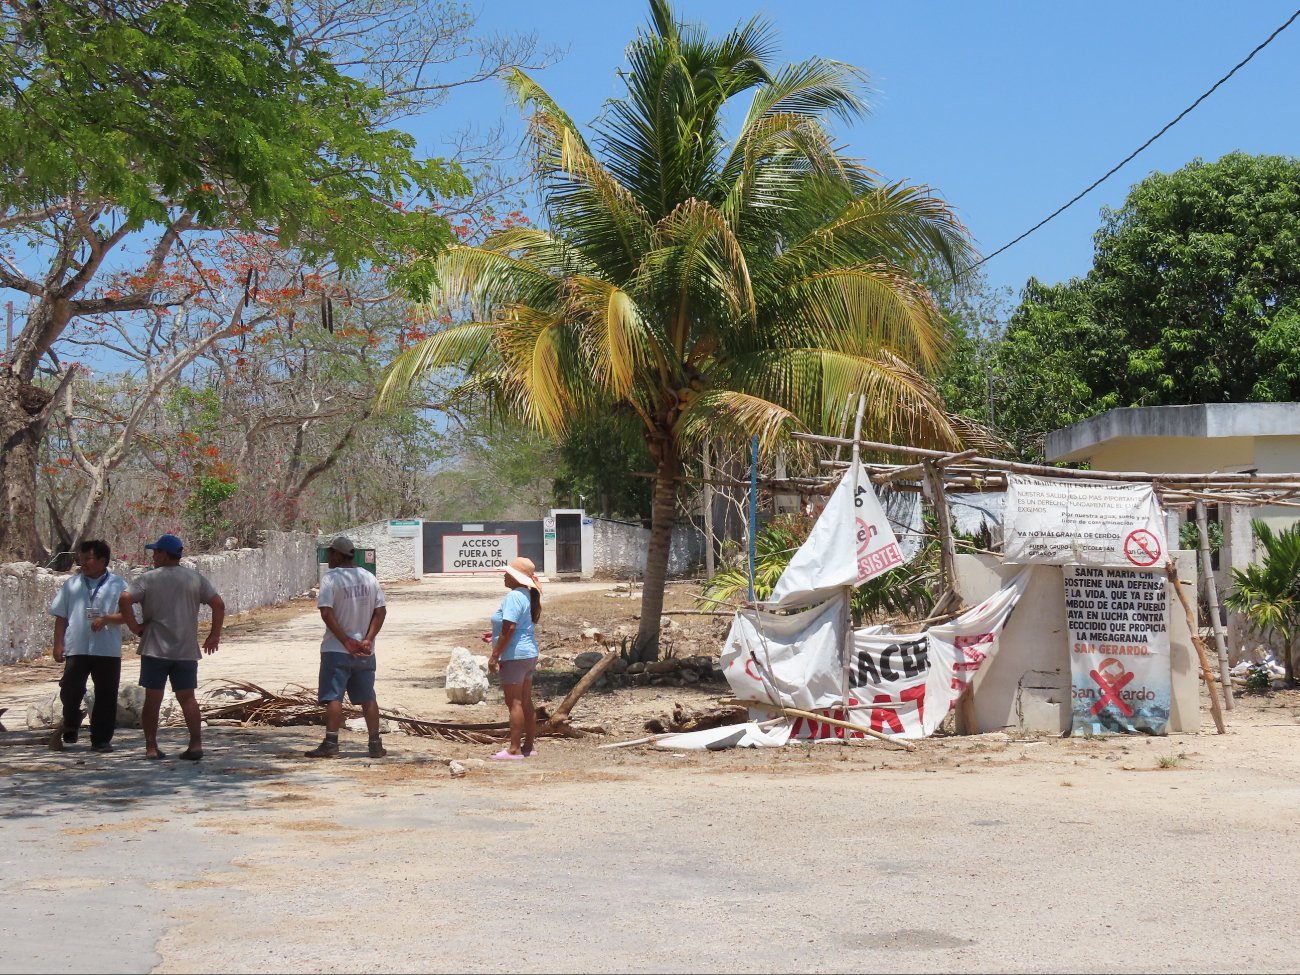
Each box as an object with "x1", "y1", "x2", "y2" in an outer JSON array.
[
  {"x1": 318, "y1": 653, "x2": 377, "y2": 704},
  {"x1": 498, "y1": 657, "x2": 537, "y2": 686},
  {"x1": 138, "y1": 656, "x2": 199, "y2": 692}
]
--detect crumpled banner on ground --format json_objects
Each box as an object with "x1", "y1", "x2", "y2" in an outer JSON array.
[
  {"x1": 650, "y1": 722, "x2": 794, "y2": 751},
  {"x1": 722, "y1": 572, "x2": 1030, "y2": 741}
]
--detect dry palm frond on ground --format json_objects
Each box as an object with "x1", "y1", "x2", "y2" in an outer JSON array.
[{"x1": 199, "y1": 679, "x2": 578, "y2": 744}]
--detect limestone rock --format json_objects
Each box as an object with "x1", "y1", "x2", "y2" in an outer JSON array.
[
  {"x1": 574, "y1": 650, "x2": 605, "y2": 671},
  {"x1": 626, "y1": 661, "x2": 646, "y2": 675},
  {"x1": 448, "y1": 760, "x2": 468, "y2": 778},
  {"x1": 581, "y1": 627, "x2": 603, "y2": 642},
  {"x1": 445, "y1": 646, "x2": 489, "y2": 704},
  {"x1": 646, "y1": 659, "x2": 678, "y2": 675},
  {"x1": 28, "y1": 684, "x2": 163, "y2": 730},
  {"x1": 609, "y1": 656, "x2": 630, "y2": 675}
]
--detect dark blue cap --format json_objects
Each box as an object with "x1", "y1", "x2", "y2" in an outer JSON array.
[{"x1": 145, "y1": 533, "x2": 184, "y2": 557}]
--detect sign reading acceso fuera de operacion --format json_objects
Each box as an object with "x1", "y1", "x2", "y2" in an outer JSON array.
[
  {"x1": 1003, "y1": 474, "x2": 1166, "y2": 567},
  {"x1": 441, "y1": 533, "x2": 518, "y2": 573}
]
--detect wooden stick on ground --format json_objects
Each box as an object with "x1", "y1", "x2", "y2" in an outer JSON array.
[
  {"x1": 540, "y1": 650, "x2": 620, "y2": 735},
  {"x1": 1165, "y1": 560, "x2": 1227, "y2": 734}
]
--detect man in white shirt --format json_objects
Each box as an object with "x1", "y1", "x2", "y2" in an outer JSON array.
[
  {"x1": 306, "y1": 536, "x2": 387, "y2": 759},
  {"x1": 47, "y1": 539, "x2": 132, "y2": 752}
]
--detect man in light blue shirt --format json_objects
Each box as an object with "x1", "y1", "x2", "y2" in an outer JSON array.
[{"x1": 47, "y1": 539, "x2": 132, "y2": 752}]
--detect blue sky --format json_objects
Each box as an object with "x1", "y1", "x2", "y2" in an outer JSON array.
[{"x1": 424, "y1": 0, "x2": 1300, "y2": 305}]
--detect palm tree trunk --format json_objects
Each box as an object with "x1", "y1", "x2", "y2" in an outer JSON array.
[{"x1": 634, "y1": 441, "x2": 680, "y2": 661}]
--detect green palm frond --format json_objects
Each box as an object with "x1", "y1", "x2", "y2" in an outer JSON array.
[
  {"x1": 377, "y1": 321, "x2": 501, "y2": 411},
  {"x1": 639, "y1": 198, "x2": 756, "y2": 348},
  {"x1": 562, "y1": 276, "x2": 662, "y2": 397},
  {"x1": 673, "y1": 389, "x2": 799, "y2": 451},
  {"x1": 763, "y1": 262, "x2": 949, "y2": 368}
]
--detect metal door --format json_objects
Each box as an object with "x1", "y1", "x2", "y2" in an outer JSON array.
[{"x1": 556, "y1": 513, "x2": 581, "y2": 573}]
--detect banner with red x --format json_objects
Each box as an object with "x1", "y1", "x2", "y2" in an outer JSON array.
[{"x1": 1065, "y1": 565, "x2": 1172, "y2": 736}]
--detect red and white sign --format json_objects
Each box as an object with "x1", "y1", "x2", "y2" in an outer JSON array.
[
  {"x1": 1064, "y1": 565, "x2": 1171, "y2": 735},
  {"x1": 723, "y1": 572, "x2": 1029, "y2": 740},
  {"x1": 1124, "y1": 529, "x2": 1162, "y2": 567},
  {"x1": 441, "y1": 533, "x2": 518, "y2": 573},
  {"x1": 1004, "y1": 475, "x2": 1166, "y2": 568},
  {"x1": 766, "y1": 462, "x2": 906, "y2": 609}
]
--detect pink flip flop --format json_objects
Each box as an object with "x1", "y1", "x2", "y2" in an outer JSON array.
[{"x1": 490, "y1": 749, "x2": 525, "y2": 761}]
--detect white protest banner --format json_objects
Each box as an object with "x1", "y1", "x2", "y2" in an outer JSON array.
[
  {"x1": 441, "y1": 533, "x2": 518, "y2": 573},
  {"x1": 1003, "y1": 474, "x2": 1166, "y2": 568},
  {"x1": 1064, "y1": 566, "x2": 1172, "y2": 735},
  {"x1": 766, "y1": 462, "x2": 905, "y2": 609},
  {"x1": 725, "y1": 572, "x2": 1029, "y2": 740},
  {"x1": 720, "y1": 594, "x2": 847, "y2": 711}
]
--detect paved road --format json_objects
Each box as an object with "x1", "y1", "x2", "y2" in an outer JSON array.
[{"x1": 3, "y1": 578, "x2": 1300, "y2": 973}]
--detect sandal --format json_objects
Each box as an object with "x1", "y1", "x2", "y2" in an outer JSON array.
[
  {"x1": 146, "y1": 750, "x2": 167, "y2": 760},
  {"x1": 178, "y1": 748, "x2": 203, "y2": 761},
  {"x1": 490, "y1": 749, "x2": 525, "y2": 761}
]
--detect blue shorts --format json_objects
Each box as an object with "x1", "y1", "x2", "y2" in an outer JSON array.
[
  {"x1": 319, "y1": 653, "x2": 377, "y2": 704},
  {"x1": 139, "y1": 656, "x2": 199, "y2": 692}
]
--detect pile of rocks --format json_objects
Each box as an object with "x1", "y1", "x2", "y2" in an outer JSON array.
[{"x1": 573, "y1": 650, "x2": 720, "y2": 687}]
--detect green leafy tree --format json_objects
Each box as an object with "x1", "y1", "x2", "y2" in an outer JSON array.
[
  {"x1": 380, "y1": 0, "x2": 977, "y2": 658},
  {"x1": 553, "y1": 412, "x2": 653, "y2": 519},
  {"x1": 0, "y1": 0, "x2": 469, "y2": 561},
  {"x1": 990, "y1": 153, "x2": 1300, "y2": 459},
  {"x1": 1224, "y1": 519, "x2": 1300, "y2": 686}
]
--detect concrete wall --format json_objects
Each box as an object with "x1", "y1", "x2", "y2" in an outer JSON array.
[
  {"x1": 956, "y1": 552, "x2": 1200, "y2": 735},
  {"x1": 0, "y1": 532, "x2": 319, "y2": 665},
  {"x1": 590, "y1": 517, "x2": 704, "y2": 579},
  {"x1": 329, "y1": 520, "x2": 422, "y2": 582},
  {"x1": 1074, "y1": 436, "x2": 1254, "y2": 474}
]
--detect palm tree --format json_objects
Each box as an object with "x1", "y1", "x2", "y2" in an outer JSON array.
[
  {"x1": 380, "y1": 0, "x2": 978, "y2": 658},
  {"x1": 1224, "y1": 519, "x2": 1300, "y2": 685}
]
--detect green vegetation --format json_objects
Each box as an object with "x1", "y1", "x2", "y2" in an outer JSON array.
[
  {"x1": 1224, "y1": 519, "x2": 1300, "y2": 686},
  {"x1": 380, "y1": 0, "x2": 974, "y2": 657},
  {"x1": 942, "y1": 153, "x2": 1300, "y2": 460}
]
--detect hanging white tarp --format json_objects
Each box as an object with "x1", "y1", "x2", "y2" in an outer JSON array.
[
  {"x1": 766, "y1": 462, "x2": 906, "y2": 609},
  {"x1": 720, "y1": 594, "x2": 848, "y2": 711},
  {"x1": 1003, "y1": 474, "x2": 1166, "y2": 568},
  {"x1": 722, "y1": 571, "x2": 1030, "y2": 741}
]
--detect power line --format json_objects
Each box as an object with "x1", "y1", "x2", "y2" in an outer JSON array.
[{"x1": 963, "y1": 7, "x2": 1300, "y2": 278}]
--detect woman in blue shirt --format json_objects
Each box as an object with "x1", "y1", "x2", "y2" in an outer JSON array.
[{"x1": 486, "y1": 556, "x2": 542, "y2": 759}]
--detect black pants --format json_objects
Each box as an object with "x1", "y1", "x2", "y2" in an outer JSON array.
[{"x1": 59, "y1": 656, "x2": 121, "y2": 746}]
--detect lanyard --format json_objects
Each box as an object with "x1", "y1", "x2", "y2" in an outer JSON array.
[{"x1": 83, "y1": 573, "x2": 110, "y2": 608}]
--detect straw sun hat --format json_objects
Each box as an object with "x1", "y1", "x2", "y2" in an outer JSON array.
[{"x1": 504, "y1": 556, "x2": 541, "y2": 590}]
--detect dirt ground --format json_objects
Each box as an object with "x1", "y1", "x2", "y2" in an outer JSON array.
[{"x1": 3, "y1": 576, "x2": 1300, "y2": 974}]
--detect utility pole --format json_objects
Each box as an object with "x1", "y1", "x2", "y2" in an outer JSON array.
[{"x1": 5, "y1": 301, "x2": 12, "y2": 359}]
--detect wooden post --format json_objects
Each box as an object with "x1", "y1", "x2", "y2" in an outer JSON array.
[
  {"x1": 842, "y1": 396, "x2": 865, "y2": 724},
  {"x1": 702, "y1": 440, "x2": 715, "y2": 580},
  {"x1": 1165, "y1": 559, "x2": 1227, "y2": 734},
  {"x1": 922, "y1": 459, "x2": 962, "y2": 614},
  {"x1": 1195, "y1": 501, "x2": 1234, "y2": 710}
]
